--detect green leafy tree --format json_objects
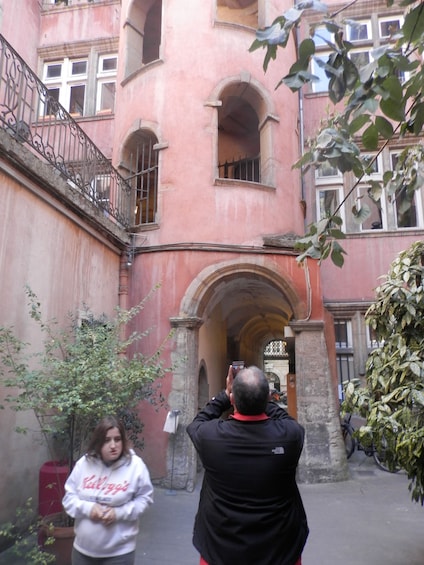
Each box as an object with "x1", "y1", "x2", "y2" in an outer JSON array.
[
  {"x1": 0, "y1": 286, "x2": 168, "y2": 473},
  {"x1": 343, "y1": 241, "x2": 424, "y2": 503},
  {"x1": 250, "y1": 0, "x2": 424, "y2": 266}
]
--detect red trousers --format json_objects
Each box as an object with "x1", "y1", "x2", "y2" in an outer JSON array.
[{"x1": 200, "y1": 558, "x2": 302, "y2": 565}]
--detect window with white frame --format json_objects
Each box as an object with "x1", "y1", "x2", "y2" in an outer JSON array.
[
  {"x1": 43, "y1": 58, "x2": 87, "y2": 116},
  {"x1": 310, "y1": 25, "x2": 335, "y2": 93},
  {"x1": 311, "y1": 39, "x2": 372, "y2": 95},
  {"x1": 349, "y1": 49, "x2": 371, "y2": 68},
  {"x1": 96, "y1": 55, "x2": 117, "y2": 113},
  {"x1": 310, "y1": 53, "x2": 332, "y2": 93},
  {"x1": 346, "y1": 19, "x2": 371, "y2": 42},
  {"x1": 366, "y1": 324, "x2": 385, "y2": 349},
  {"x1": 317, "y1": 186, "x2": 344, "y2": 222},
  {"x1": 356, "y1": 153, "x2": 386, "y2": 231},
  {"x1": 395, "y1": 188, "x2": 419, "y2": 228},
  {"x1": 356, "y1": 184, "x2": 385, "y2": 230},
  {"x1": 377, "y1": 16, "x2": 406, "y2": 82},
  {"x1": 310, "y1": 13, "x2": 404, "y2": 95},
  {"x1": 313, "y1": 25, "x2": 334, "y2": 47},
  {"x1": 379, "y1": 16, "x2": 402, "y2": 39},
  {"x1": 390, "y1": 152, "x2": 423, "y2": 228},
  {"x1": 316, "y1": 160, "x2": 341, "y2": 181},
  {"x1": 362, "y1": 153, "x2": 382, "y2": 177}
]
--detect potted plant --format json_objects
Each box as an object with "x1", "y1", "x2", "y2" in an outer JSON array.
[
  {"x1": 0, "y1": 498, "x2": 55, "y2": 564},
  {"x1": 0, "y1": 285, "x2": 168, "y2": 562}
]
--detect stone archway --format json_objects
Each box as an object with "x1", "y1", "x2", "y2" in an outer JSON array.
[
  {"x1": 167, "y1": 257, "x2": 349, "y2": 490},
  {"x1": 168, "y1": 259, "x2": 304, "y2": 490}
]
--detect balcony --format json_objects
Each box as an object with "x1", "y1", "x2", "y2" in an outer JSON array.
[
  {"x1": 42, "y1": 0, "x2": 96, "y2": 6},
  {"x1": 218, "y1": 156, "x2": 260, "y2": 183},
  {"x1": 0, "y1": 34, "x2": 132, "y2": 229}
]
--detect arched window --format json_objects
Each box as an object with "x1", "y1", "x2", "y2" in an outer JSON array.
[
  {"x1": 143, "y1": 0, "x2": 162, "y2": 64},
  {"x1": 218, "y1": 88, "x2": 260, "y2": 182},
  {"x1": 121, "y1": 130, "x2": 159, "y2": 225},
  {"x1": 216, "y1": 0, "x2": 258, "y2": 28},
  {"x1": 124, "y1": 0, "x2": 162, "y2": 77},
  {"x1": 216, "y1": 80, "x2": 278, "y2": 186}
]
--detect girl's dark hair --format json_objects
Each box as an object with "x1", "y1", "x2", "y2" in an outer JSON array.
[{"x1": 86, "y1": 415, "x2": 130, "y2": 460}]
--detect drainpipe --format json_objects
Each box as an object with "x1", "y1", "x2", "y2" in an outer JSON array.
[
  {"x1": 119, "y1": 252, "x2": 129, "y2": 313},
  {"x1": 119, "y1": 233, "x2": 136, "y2": 313},
  {"x1": 293, "y1": 6, "x2": 312, "y2": 322},
  {"x1": 295, "y1": 22, "x2": 307, "y2": 228}
]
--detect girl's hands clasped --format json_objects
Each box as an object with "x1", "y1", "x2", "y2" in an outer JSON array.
[{"x1": 90, "y1": 503, "x2": 116, "y2": 525}]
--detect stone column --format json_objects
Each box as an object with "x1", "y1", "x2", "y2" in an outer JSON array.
[
  {"x1": 291, "y1": 320, "x2": 349, "y2": 483},
  {"x1": 168, "y1": 316, "x2": 203, "y2": 491}
]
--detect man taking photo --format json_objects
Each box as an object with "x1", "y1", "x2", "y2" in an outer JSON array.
[{"x1": 187, "y1": 364, "x2": 309, "y2": 565}]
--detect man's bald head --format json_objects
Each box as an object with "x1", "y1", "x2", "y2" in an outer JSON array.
[{"x1": 232, "y1": 366, "x2": 270, "y2": 415}]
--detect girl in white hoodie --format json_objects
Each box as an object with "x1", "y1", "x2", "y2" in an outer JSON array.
[{"x1": 63, "y1": 415, "x2": 154, "y2": 565}]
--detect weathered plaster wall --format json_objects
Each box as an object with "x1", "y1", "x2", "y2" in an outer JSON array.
[
  {"x1": 0, "y1": 0, "x2": 41, "y2": 69},
  {"x1": 127, "y1": 248, "x2": 342, "y2": 486},
  {"x1": 115, "y1": 0, "x2": 303, "y2": 247},
  {"x1": 320, "y1": 234, "x2": 423, "y2": 302},
  {"x1": 0, "y1": 147, "x2": 122, "y2": 524}
]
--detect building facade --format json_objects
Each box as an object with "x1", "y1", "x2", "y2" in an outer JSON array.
[
  {"x1": 0, "y1": 0, "x2": 421, "y2": 523},
  {"x1": 298, "y1": 0, "x2": 424, "y2": 398}
]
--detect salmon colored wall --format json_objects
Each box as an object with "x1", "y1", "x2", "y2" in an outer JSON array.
[
  {"x1": 126, "y1": 247, "x2": 325, "y2": 476},
  {"x1": 115, "y1": 0, "x2": 304, "y2": 248},
  {"x1": 0, "y1": 0, "x2": 41, "y2": 68},
  {"x1": 76, "y1": 117, "x2": 116, "y2": 160},
  {"x1": 0, "y1": 165, "x2": 121, "y2": 522},
  {"x1": 320, "y1": 234, "x2": 423, "y2": 302},
  {"x1": 39, "y1": 1, "x2": 120, "y2": 47},
  {"x1": 0, "y1": 0, "x2": 357, "y2": 496}
]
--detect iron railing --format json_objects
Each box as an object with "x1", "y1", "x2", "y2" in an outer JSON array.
[
  {"x1": 0, "y1": 34, "x2": 132, "y2": 228},
  {"x1": 218, "y1": 156, "x2": 260, "y2": 183},
  {"x1": 42, "y1": 0, "x2": 96, "y2": 7}
]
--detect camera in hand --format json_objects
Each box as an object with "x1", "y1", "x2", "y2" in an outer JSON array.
[{"x1": 231, "y1": 361, "x2": 244, "y2": 378}]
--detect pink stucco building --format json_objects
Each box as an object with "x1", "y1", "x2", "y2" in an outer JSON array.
[{"x1": 0, "y1": 0, "x2": 421, "y2": 524}]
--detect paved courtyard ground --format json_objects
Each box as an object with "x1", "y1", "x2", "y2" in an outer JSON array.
[{"x1": 1, "y1": 451, "x2": 423, "y2": 564}]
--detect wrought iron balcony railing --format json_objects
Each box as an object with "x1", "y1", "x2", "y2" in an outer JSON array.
[
  {"x1": 42, "y1": 0, "x2": 96, "y2": 8},
  {"x1": 0, "y1": 34, "x2": 132, "y2": 229},
  {"x1": 218, "y1": 156, "x2": 260, "y2": 183}
]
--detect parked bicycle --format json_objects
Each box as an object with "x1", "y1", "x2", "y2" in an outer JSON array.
[{"x1": 341, "y1": 413, "x2": 400, "y2": 473}]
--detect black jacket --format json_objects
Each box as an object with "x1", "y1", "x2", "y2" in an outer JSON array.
[{"x1": 187, "y1": 391, "x2": 309, "y2": 565}]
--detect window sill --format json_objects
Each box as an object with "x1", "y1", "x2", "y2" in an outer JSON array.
[
  {"x1": 346, "y1": 227, "x2": 424, "y2": 237},
  {"x1": 214, "y1": 177, "x2": 275, "y2": 191},
  {"x1": 131, "y1": 223, "x2": 159, "y2": 233},
  {"x1": 304, "y1": 91, "x2": 330, "y2": 99},
  {"x1": 122, "y1": 58, "x2": 164, "y2": 86}
]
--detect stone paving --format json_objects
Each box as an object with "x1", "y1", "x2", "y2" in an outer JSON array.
[
  {"x1": 1, "y1": 452, "x2": 423, "y2": 564},
  {"x1": 137, "y1": 451, "x2": 424, "y2": 565}
]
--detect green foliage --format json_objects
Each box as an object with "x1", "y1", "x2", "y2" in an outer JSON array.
[
  {"x1": 251, "y1": 0, "x2": 424, "y2": 266},
  {"x1": 343, "y1": 241, "x2": 424, "y2": 503},
  {"x1": 295, "y1": 214, "x2": 346, "y2": 266},
  {"x1": 0, "y1": 498, "x2": 55, "y2": 564},
  {"x1": 0, "y1": 286, "x2": 168, "y2": 472}
]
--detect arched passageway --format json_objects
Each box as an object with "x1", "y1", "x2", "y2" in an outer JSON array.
[{"x1": 168, "y1": 258, "x2": 348, "y2": 490}]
